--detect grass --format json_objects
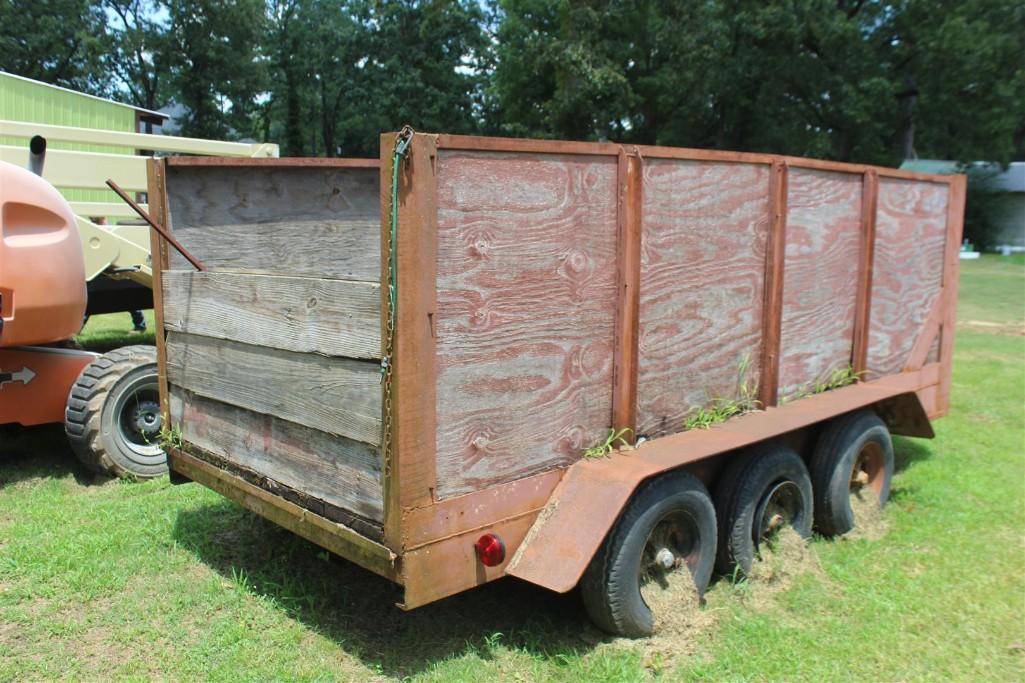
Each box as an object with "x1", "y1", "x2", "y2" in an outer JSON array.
[
  {"x1": 2, "y1": 255, "x2": 1023, "y2": 681},
  {"x1": 583, "y1": 428, "x2": 633, "y2": 458},
  {"x1": 75, "y1": 310, "x2": 156, "y2": 352}
]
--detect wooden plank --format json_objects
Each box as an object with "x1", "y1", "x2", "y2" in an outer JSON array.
[
  {"x1": 164, "y1": 165, "x2": 380, "y2": 280},
  {"x1": 777, "y1": 168, "x2": 862, "y2": 398},
  {"x1": 611, "y1": 149, "x2": 642, "y2": 439},
  {"x1": 147, "y1": 158, "x2": 172, "y2": 422},
  {"x1": 433, "y1": 149, "x2": 619, "y2": 498},
  {"x1": 165, "y1": 331, "x2": 381, "y2": 445},
  {"x1": 852, "y1": 170, "x2": 879, "y2": 376},
  {"x1": 759, "y1": 160, "x2": 788, "y2": 408},
  {"x1": 384, "y1": 133, "x2": 440, "y2": 548},
  {"x1": 936, "y1": 175, "x2": 967, "y2": 415},
  {"x1": 169, "y1": 390, "x2": 383, "y2": 523},
  {"x1": 168, "y1": 447, "x2": 398, "y2": 582},
  {"x1": 637, "y1": 159, "x2": 771, "y2": 434},
  {"x1": 161, "y1": 271, "x2": 380, "y2": 360},
  {"x1": 867, "y1": 178, "x2": 950, "y2": 378}
]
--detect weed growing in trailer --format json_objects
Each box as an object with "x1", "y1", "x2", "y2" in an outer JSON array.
[
  {"x1": 782, "y1": 365, "x2": 862, "y2": 404},
  {"x1": 158, "y1": 424, "x2": 184, "y2": 451},
  {"x1": 583, "y1": 428, "x2": 633, "y2": 458},
  {"x1": 682, "y1": 356, "x2": 760, "y2": 431}
]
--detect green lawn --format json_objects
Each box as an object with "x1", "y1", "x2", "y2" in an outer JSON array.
[{"x1": 2, "y1": 256, "x2": 1023, "y2": 681}]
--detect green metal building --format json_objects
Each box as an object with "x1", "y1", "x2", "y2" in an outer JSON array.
[{"x1": 0, "y1": 71, "x2": 166, "y2": 204}]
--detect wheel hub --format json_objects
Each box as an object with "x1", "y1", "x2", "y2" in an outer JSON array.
[
  {"x1": 654, "y1": 547, "x2": 676, "y2": 570},
  {"x1": 754, "y1": 480, "x2": 802, "y2": 547},
  {"x1": 850, "y1": 441, "x2": 885, "y2": 497},
  {"x1": 129, "y1": 399, "x2": 161, "y2": 439}
]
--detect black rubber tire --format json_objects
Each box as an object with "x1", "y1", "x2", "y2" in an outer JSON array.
[
  {"x1": 713, "y1": 444, "x2": 813, "y2": 576},
  {"x1": 809, "y1": 410, "x2": 894, "y2": 536},
  {"x1": 65, "y1": 345, "x2": 167, "y2": 479},
  {"x1": 580, "y1": 470, "x2": 717, "y2": 638}
]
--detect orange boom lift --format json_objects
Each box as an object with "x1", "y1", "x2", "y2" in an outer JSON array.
[{"x1": 0, "y1": 137, "x2": 165, "y2": 478}]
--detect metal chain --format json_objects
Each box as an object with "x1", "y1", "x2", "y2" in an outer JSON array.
[{"x1": 380, "y1": 126, "x2": 414, "y2": 478}]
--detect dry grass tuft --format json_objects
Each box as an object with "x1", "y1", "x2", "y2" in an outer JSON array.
[{"x1": 846, "y1": 488, "x2": 889, "y2": 541}]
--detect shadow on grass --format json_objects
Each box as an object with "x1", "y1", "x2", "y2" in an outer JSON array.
[
  {"x1": 892, "y1": 435, "x2": 934, "y2": 473},
  {"x1": 172, "y1": 501, "x2": 602, "y2": 678},
  {"x1": 0, "y1": 424, "x2": 99, "y2": 488}
]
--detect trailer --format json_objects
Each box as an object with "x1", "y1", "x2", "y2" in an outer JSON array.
[{"x1": 150, "y1": 131, "x2": 964, "y2": 637}]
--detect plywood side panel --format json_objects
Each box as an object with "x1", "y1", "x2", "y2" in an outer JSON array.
[
  {"x1": 169, "y1": 389, "x2": 384, "y2": 524},
  {"x1": 636, "y1": 160, "x2": 770, "y2": 436},
  {"x1": 165, "y1": 332, "x2": 381, "y2": 445},
  {"x1": 778, "y1": 169, "x2": 862, "y2": 397},
  {"x1": 434, "y1": 151, "x2": 619, "y2": 498},
  {"x1": 162, "y1": 270, "x2": 380, "y2": 359},
  {"x1": 867, "y1": 178, "x2": 949, "y2": 377},
  {"x1": 165, "y1": 166, "x2": 379, "y2": 280}
]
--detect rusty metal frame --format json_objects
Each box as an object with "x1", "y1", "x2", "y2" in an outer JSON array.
[
  {"x1": 760, "y1": 159, "x2": 789, "y2": 407},
  {"x1": 506, "y1": 365, "x2": 941, "y2": 593},
  {"x1": 165, "y1": 157, "x2": 378, "y2": 168},
  {"x1": 611, "y1": 147, "x2": 643, "y2": 439},
  {"x1": 147, "y1": 158, "x2": 172, "y2": 426},
  {"x1": 852, "y1": 170, "x2": 879, "y2": 377}
]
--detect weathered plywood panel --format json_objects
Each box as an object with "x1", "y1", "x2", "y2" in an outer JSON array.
[
  {"x1": 636, "y1": 160, "x2": 770, "y2": 436},
  {"x1": 778, "y1": 169, "x2": 862, "y2": 397},
  {"x1": 434, "y1": 151, "x2": 618, "y2": 498},
  {"x1": 162, "y1": 271, "x2": 380, "y2": 359},
  {"x1": 169, "y1": 390, "x2": 383, "y2": 523},
  {"x1": 868, "y1": 179, "x2": 949, "y2": 377},
  {"x1": 165, "y1": 166, "x2": 379, "y2": 280},
  {"x1": 166, "y1": 332, "x2": 381, "y2": 445}
]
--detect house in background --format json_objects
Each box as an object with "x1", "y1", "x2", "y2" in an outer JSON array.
[{"x1": 901, "y1": 159, "x2": 1025, "y2": 250}]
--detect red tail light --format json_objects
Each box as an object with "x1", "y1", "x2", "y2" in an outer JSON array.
[{"x1": 475, "y1": 533, "x2": 506, "y2": 567}]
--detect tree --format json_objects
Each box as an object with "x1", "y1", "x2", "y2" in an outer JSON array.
[
  {"x1": 263, "y1": 0, "x2": 488, "y2": 157},
  {"x1": 102, "y1": 0, "x2": 173, "y2": 115},
  {"x1": 882, "y1": 0, "x2": 1025, "y2": 165},
  {"x1": 166, "y1": 0, "x2": 268, "y2": 139},
  {"x1": 0, "y1": 0, "x2": 108, "y2": 93},
  {"x1": 489, "y1": 0, "x2": 1024, "y2": 165}
]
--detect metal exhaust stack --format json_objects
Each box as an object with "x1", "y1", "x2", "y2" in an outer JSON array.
[{"x1": 28, "y1": 135, "x2": 46, "y2": 176}]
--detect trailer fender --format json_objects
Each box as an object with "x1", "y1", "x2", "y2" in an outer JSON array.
[{"x1": 505, "y1": 372, "x2": 937, "y2": 593}]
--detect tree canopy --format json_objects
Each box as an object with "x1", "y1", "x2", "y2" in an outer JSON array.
[{"x1": 1, "y1": 0, "x2": 1021, "y2": 165}]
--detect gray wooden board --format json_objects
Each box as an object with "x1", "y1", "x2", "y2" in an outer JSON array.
[
  {"x1": 165, "y1": 166, "x2": 380, "y2": 281},
  {"x1": 165, "y1": 331, "x2": 382, "y2": 445},
  {"x1": 169, "y1": 389, "x2": 384, "y2": 522},
  {"x1": 162, "y1": 270, "x2": 381, "y2": 360}
]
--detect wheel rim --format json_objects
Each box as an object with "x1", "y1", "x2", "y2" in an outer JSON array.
[
  {"x1": 639, "y1": 511, "x2": 700, "y2": 608},
  {"x1": 850, "y1": 441, "x2": 885, "y2": 499},
  {"x1": 113, "y1": 375, "x2": 163, "y2": 462},
  {"x1": 753, "y1": 480, "x2": 803, "y2": 547}
]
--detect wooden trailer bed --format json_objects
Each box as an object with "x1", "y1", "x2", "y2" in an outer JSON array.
[{"x1": 150, "y1": 133, "x2": 964, "y2": 610}]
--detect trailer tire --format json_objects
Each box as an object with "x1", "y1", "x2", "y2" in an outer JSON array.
[
  {"x1": 810, "y1": 410, "x2": 893, "y2": 536},
  {"x1": 65, "y1": 345, "x2": 166, "y2": 479},
  {"x1": 580, "y1": 470, "x2": 716, "y2": 638},
  {"x1": 713, "y1": 444, "x2": 813, "y2": 576}
]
